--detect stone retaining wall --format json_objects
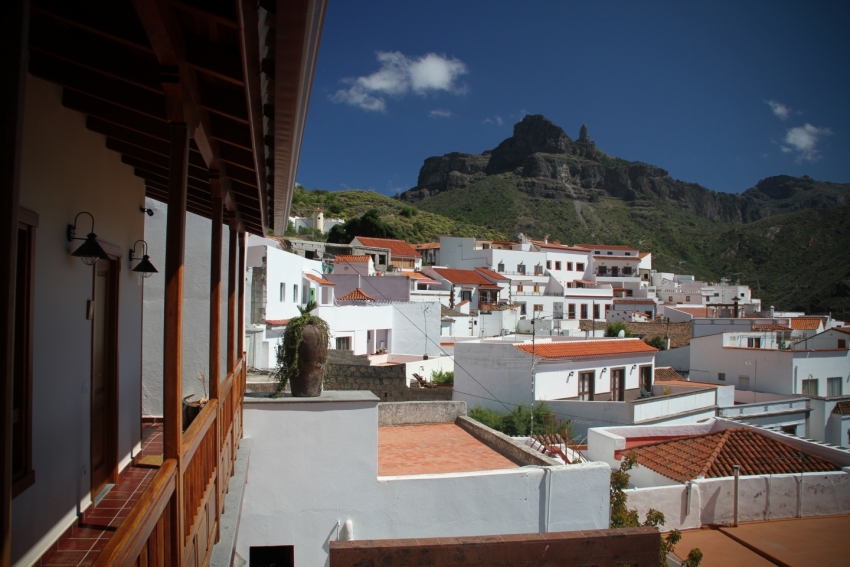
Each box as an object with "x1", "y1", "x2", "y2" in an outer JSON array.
[
  {"x1": 378, "y1": 401, "x2": 467, "y2": 427},
  {"x1": 455, "y1": 416, "x2": 560, "y2": 467},
  {"x1": 324, "y1": 350, "x2": 452, "y2": 402}
]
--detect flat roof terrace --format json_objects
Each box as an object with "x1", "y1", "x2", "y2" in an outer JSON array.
[{"x1": 378, "y1": 423, "x2": 519, "y2": 476}]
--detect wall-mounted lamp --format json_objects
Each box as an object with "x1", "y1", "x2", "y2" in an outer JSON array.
[
  {"x1": 67, "y1": 212, "x2": 109, "y2": 266},
  {"x1": 140, "y1": 206, "x2": 154, "y2": 216},
  {"x1": 631, "y1": 364, "x2": 637, "y2": 373},
  {"x1": 601, "y1": 367, "x2": 608, "y2": 373},
  {"x1": 129, "y1": 239, "x2": 158, "y2": 277}
]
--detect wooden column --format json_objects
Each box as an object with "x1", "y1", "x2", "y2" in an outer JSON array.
[
  {"x1": 0, "y1": 3, "x2": 28, "y2": 565},
  {"x1": 226, "y1": 220, "x2": 237, "y2": 374},
  {"x1": 162, "y1": 118, "x2": 189, "y2": 562},
  {"x1": 237, "y1": 232, "x2": 246, "y2": 359},
  {"x1": 208, "y1": 173, "x2": 223, "y2": 543}
]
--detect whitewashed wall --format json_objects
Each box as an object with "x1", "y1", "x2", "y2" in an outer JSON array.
[
  {"x1": 142, "y1": 199, "x2": 231, "y2": 417},
  {"x1": 237, "y1": 397, "x2": 611, "y2": 567},
  {"x1": 625, "y1": 472, "x2": 850, "y2": 531},
  {"x1": 12, "y1": 77, "x2": 146, "y2": 566}
]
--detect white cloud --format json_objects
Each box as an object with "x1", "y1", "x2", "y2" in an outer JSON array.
[
  {"x1": 765, "y1": 100, "x2": 791, "y2": 120},
  {"x1": 782, "y1": 123, "x2": 833, "y2": 162},
  {"x1": 331, "y1": 51, "x2": 468, "y2": 112},
  {"x1": 429, "y1": 109, "x2": 452, "y2": 118},
  {"x1": 483, "y1": 115, "x2": 503, "y2": 126}
]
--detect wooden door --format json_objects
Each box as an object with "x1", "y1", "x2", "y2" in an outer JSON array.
[
  {"x1": 91, "y1": 258, "x2": 118, "y2": 499},
  {"x1": 611, "y1": 368, "x2": 625, "y2": 401}
]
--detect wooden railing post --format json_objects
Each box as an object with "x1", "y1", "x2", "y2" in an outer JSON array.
[
  {"x1": 162, "y1": 112, "x2": 189, "y2": 565},
  {"x1": 237, "y1": 231, "x2": 245, "y2": 358},
  {"x1": 208, "y1": 173, "x2": 223, "y2": 543},
  {"x1": 0, "y1": 2, "x2": 28, "y2": 564},
  {"x1": 226, "y1": 221, "x2": 237, "y2": 375}
]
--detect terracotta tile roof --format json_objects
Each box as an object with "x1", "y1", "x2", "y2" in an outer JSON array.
[
  {"x1": 305, "y1": 273, "x2": 335, "y2": 286},
  {"x1": 266, "y1": 319, "x2": 290, "y2": 326},
  {"x1": 832, "y1": 401, "x2": 850, "y2": 414},
  {"x1": 475, "y1": 267, "x2": 510, "y2": 281},
  {"x1": 654, "y1": 366, "x2": 684, "y2": 382},
  {"x1": 334, "y1": 254, "x2": 371, "y2": 263},
  {"x1": 431, "y1": 268, "x2": 492, "y2": 285},
  {"x1": 515, "y1": 339, "x2": 657, "y2": 359},
  {"x1": 413, "y1": 242, "x2": 440, "y2": 250},
  {"x1": 579, "y1": 320, "x2": 693, "y2": 349},
  {"x1": 628, "y1": 428, "x2": 840, "y2": 483},
  {"x1": 613, "y1": 299, "x2": 657, "y2": 305},
  {"x1": 752, "y1": 324, "x2": 791, "y2": 331},
  {"x1": 638, "y1": 251, "x2": 651, "y2": 258},
  {"x1": 790, "y1": 317, "x2": 823, "y2": 330},
  {"x1": 530, "y1": 240, "x2": 591, "y2": 252},
  {"x1": 575, "y1": 243, "x2": 638, "y2": 251},
  {"x1": 337, "y1": 288, "x2": 376, "y2": 301},
  {"x1": 355, "y1": 237, "x2": 421, "y2": 258},
  {"x1": 441, "y1": 305, "x2": 466, "y2": 318},
  {"x1": 406, "y1": 271, "x2": 430, "y2": 279},
  {"x1": 831, "y1": 327, "x2": 850, "y2": 336}
]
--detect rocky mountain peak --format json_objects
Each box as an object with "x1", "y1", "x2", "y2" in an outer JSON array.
[{"x1": 579, "y1": 123, "x2": 590, "y2": 142}]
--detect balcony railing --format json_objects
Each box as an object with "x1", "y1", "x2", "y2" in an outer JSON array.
[{"x1": 93, "y1": 357, "x2": 246, "y2": 567}]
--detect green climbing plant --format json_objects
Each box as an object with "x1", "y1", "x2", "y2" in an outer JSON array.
[
  {"x1": 270, "y1": 301, "x2": 329, "y2": 397},
  {"x1": 611, "y1": 453, "x2": 703, "y2": 567}
]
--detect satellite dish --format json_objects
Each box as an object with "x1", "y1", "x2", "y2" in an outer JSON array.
[{"x1": 618, "y1": 330, "x2": 625, "y2": 338}]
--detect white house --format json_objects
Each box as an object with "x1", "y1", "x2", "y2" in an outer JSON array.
[
  {"x1": 690, "y1": 330, "x2": 850, "y2": 398},
  {"x1": 288, "y1": 208, "x2": 343, "y2": 234},
  {"x1": 791, "y1": 325, "x2": 848, "y2": 349},
  {"x1": 423, "y1": 267, "x2": 505, "y2": 310},
  {"x1": 351, "y1": 236, "x2": 423, "y2": 272},
  {"x1": 585, "y1": 419, "x2": 850, "y2": 530}
]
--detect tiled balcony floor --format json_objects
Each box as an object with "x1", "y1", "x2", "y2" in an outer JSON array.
[{"x1": 36, "y1": 424, "x2": 163, "y2": 567}]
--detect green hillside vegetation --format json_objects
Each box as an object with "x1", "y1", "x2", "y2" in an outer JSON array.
[{"x1": 289, "y1": 185, "x2": 504, "y2": 242}]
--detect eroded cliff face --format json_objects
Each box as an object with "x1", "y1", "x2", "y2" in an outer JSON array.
[{"x1": 401, "y1": 114, "x2": 840, "y2": 225}]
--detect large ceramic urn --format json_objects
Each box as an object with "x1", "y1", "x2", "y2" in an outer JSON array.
[{"x1": 289, "y1": 323, "x2": 328, "y2": 397}]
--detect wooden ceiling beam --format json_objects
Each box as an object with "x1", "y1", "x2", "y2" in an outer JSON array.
[
  {"x1": 29, "y1": 13, "x2": 162, "y2": 94},
  {"x1": 208, "y1": 113, "x2": 252, "y2": 150},
  {"x1": 144, "y1": 180, "x2": 213, "y2": 205},
  {"x1": 121, "y1": 155, "x2": 210, "y2": 185},
  {"x1": 236, "y1": 0, "x2": 270, "y2": 233},
  {"x1": 62, "y1": 90, "x2": 170, "y2": 141},
  {"x1": 172, "y1": 1, "x2": 239, "y2": 29},
  {"x1": 92, "y1": 119, "x2": 207, "y2": 170},
  {"x1": 133, "y1": 0, "x2": 246, "y2": 233},
  {"x1": 29, "y1": 51, "x2": 166, "y2": 120},
  {"x1": 184, "y1": 34, "x2": 243, "y2": 86},
  {"x1": 31, "y1": 0, "x2": 154, "y2": 54}
]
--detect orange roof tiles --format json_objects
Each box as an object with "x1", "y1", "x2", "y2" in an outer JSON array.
[
  {"x1": 831, "y1": 326, "x2": 850, "y2": 335},
  {"x1": 671, "y1": 307, "x2": 710, "y2": 317},
  {"x1": 337, "y1": 288, "x2": 376, "y2": 301},
  {"x1": 355, "y1": 237, "x2": 421, "y2": 258},
  {"x1": 413, "y1": 242, "x2": 440, "y2": 250},
  {"x1": 654, "y1": 366, "x2": 684, "y2": 382},
  {"x1": 334, "y1": 254, "x2": 371, "y2": 263},
  {"x1": 613, "y1": 299, "x2": 657, "y2": 305},
  {"x1": 475, "y1": 267, "x2": 510, "y2": 281},
  {"x1": 575, "y1": 243, "x2": 638, "y2": 251},
  {"x1": 638, "y1": 251, "x2": 651, "y2": 258},
  {"x1": 790, "y1": 317, "x2": 823, "y2": 330},
  {"x1": 628, "y1": 428, "x2": 839, "y2": 483},
  {"x1": 515, "y1": 339, "x2": 658, "y2": 359},
  {"x1": 266, "y1": 319, "x2": 290, "y2": 326},
  {"x1": 832, "y1": 401, "x2": 850, "y2": 415},
  {"x1": 752, "y1": 324, "x2": 791, "y2": 331},
  {"x1": 431, "y1": 268, "x2": 492, "y2": 285},
  {"x1": 378, "y1": 424, "x2": 518, "y2": 476},
  {"x1": 305, "y1": 273, "x2": 335, "y2": 285}
]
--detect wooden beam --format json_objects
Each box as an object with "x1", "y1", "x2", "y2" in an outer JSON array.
[
  {"x1": 184, "y1": 35, "x2": 243, "y2": 86},
  {"x1": 208, "y1": 173, "x2": 223, "y2": 544},
  {"x1": 237, "y1": 232, "x2": 246, "y2": 356},
  {"x1": 27, "y1": 51, "x2": 166, "y2": 119},
  {"x1": 217, "y1": 142, "x2": 256, "y2": 172},
  {"x1": 197, "y1": 80, "x2": 249, "y2": 124},
  {"x1": 29, "y1": 13, "x2": 162, "y2": 93},
  {"x1": 31, "y1": 0, "x2": 154, "y2": 54},
  {"x1": 0, "y1": 2, "x2": 28, "y2": 564},
  {"x1": 63, "y1": 90, "x2": 170, "y2": 141},
  {"x1": 226, "y1": 222, "x2": 237, "y2": 373},
  {"x1": 162, "y1": 120, "x2": 189, "y2": 565},
  {"x1": 173, "y1": 1, "x2": 239, "y2": 29},
  {"x1": 208, "y1": 113, "x2": 252, "y2": 150},
  {"x1": 272, "y1": 0, "x2": 327, "y2": 233},
  {"x1": 121, "y1": 154, "x2": 210, "y2": 185},
  {"x1": 236, "y1": 0, "x2": 269, "y2": 233}
]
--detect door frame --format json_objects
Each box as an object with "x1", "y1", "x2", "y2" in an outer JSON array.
[
  {"x1": 610, "y1": 367, "x2": 625, "y2": 401},
  {"x1": 90, "y1": 255, "x2": 120, "y2": 499}
]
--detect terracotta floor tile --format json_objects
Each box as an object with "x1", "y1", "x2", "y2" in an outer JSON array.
[{"x1": 378, "y1": 424, "x2": 518, "y2": 476}]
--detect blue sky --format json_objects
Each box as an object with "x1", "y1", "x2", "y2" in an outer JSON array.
[{"x1": 296, "y1": 1, "x2": 849, "y2": 196}]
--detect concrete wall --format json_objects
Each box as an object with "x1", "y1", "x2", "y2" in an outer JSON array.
[
  {"x1": 327, "y1": 273, "x2": 412, "y2": 302},
  {"x1": 12, "y1": 77, "x2": 147, "y2": 565},
  {"x1": 142, "y1": 200, "x2": 231, "y2": 417},
  {"x1": 238, "y1": 394, "x2": 612, "y2": 567},
  {"x1": 655, "y1": 345, "x2": 690, "y2": 372},
  {"x1": 324, "y1": 350, "x2": 451, "y2": 402},
  {"x1": 625, "y1": 471, "x2": 850, "y2": 531},
  {"x1": 631, "y1": 389, "x2": 716, "y2": 423},
  {"x1": 377, "y1": 401, "x2": 467, "y2": 426}
]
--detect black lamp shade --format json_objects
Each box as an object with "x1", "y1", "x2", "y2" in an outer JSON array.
[
  {"x1": 71, "y1": 233, "x2": 110, "y2": 265},
  {"x1": 132, "y1": 254, "x2": 158, "y2": 277}
]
